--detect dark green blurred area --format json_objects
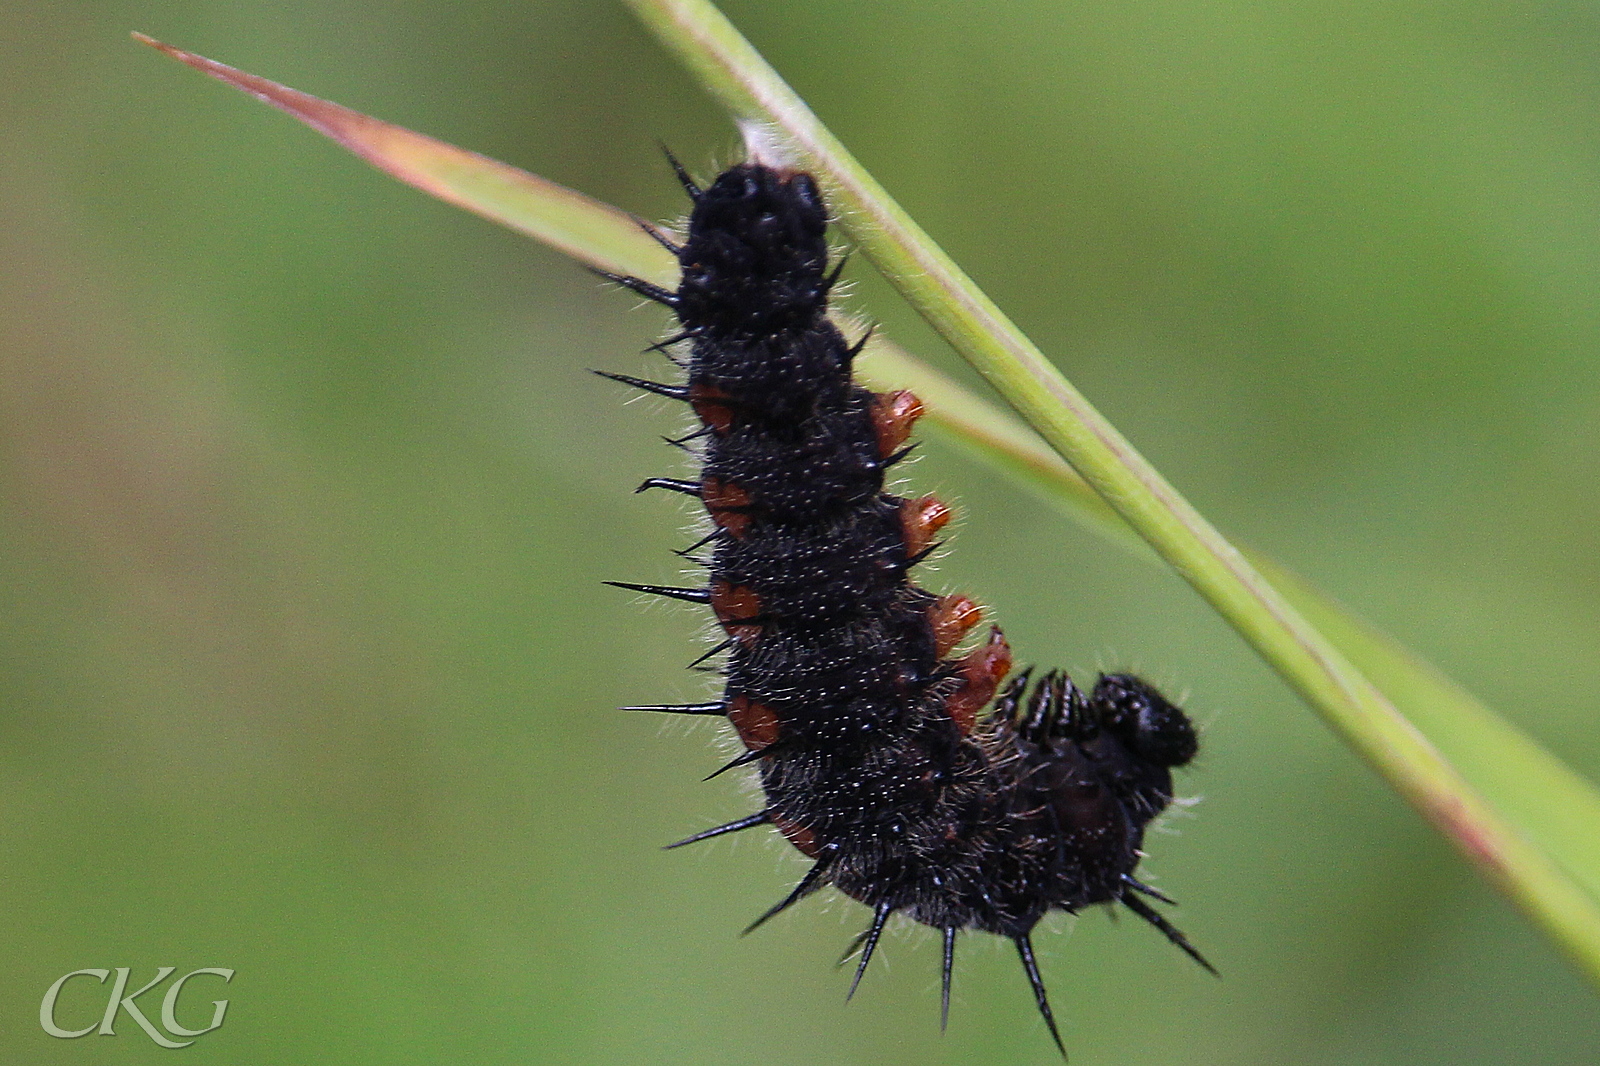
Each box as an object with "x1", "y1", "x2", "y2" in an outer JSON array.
[{"x1": 3, "y1": 1, "x2": 1598, "y2": 1062}]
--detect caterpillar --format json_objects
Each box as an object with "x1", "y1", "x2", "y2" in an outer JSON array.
[{"x1": 598, "y1": 149, "x2": 1211, "y2": 1057}]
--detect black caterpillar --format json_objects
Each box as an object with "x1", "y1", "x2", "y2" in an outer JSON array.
[{"x1": 599, "y1": 155, "x2": 1211, "y2": 1056}]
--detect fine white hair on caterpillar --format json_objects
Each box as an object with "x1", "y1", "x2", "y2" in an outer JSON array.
[{"x1": 736, "y1": 119, "x2": 799, "y2": 171}]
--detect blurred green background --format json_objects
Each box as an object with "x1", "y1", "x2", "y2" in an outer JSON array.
[{"x1": 3, "y1": 1, "x2": 1599, "y2": 1063}]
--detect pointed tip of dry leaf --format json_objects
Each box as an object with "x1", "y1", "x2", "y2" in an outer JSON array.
[
  {"x1": 130, "y1": 31, "x2": 674, "y2": 284},
  {"x1": 132, "y1": 33, "x2": 211, "y2": 71}
]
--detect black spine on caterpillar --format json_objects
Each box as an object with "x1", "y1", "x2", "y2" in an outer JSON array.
[{"x1": 602, "y1": 158, "x2": 1210, "y2": 1057}]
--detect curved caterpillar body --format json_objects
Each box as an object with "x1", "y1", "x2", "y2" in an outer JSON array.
[{"x1": 601, "y1": 158, "x2": 1210, "y2": 1056}]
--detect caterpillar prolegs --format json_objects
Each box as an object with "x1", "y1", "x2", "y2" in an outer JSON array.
[{"x1": 600, "y1": 154, "x2": 1211, "y2": 1057}]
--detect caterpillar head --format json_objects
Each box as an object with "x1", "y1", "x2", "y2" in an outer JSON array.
[{"x1": 677, "y1": 163, "x2": 831, "y2": 337}]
